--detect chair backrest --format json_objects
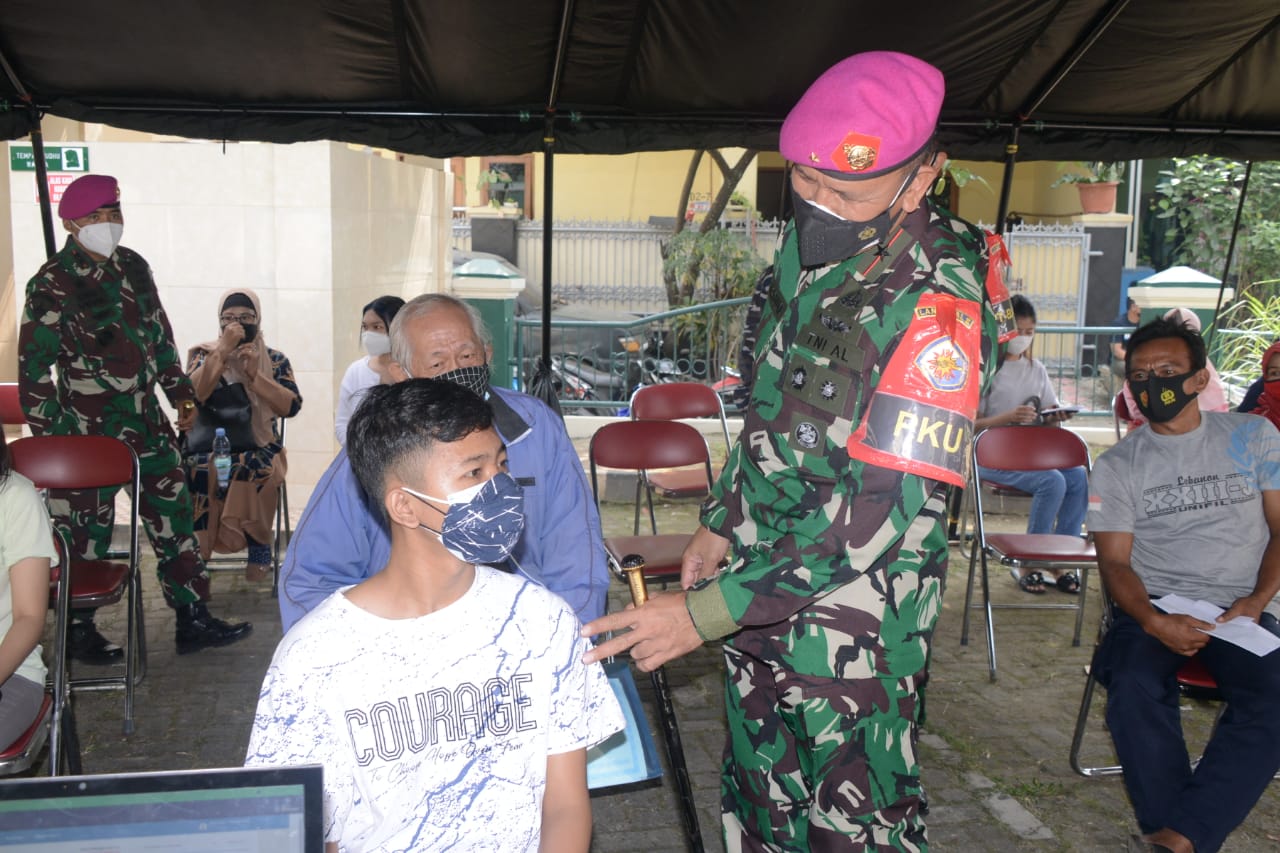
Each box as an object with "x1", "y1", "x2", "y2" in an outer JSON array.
[
  {"x1": 0, "y1": 383, "x2": 24, "y2": 426},
  {"x1": 629, "y1": 382, "x2": 731, "y2": 447},
  {"x1": 9, "y1": 435, "x2": 138, "y2": 491},
  {"x1": 591, "y1": 419, "x2": 710, "y2": 473},
  {"x1": 972, "y1": 425, "x2": 1092, "y2": 474}
]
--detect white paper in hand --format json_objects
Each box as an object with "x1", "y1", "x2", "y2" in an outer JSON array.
[{"x1": 1153, "y1": 594, "x2": 1280, "y2": 657}]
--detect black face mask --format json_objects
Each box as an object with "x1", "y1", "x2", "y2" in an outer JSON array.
[
  {"x1": 239, "y1": 323, "x2": 258, "y2": 345},
  {"x1": 789, "y1": 166, "x2": 918, "y2": 268},
  {"x1": 1131, "y1": 370, "x2": 1199, "y2": 423}
]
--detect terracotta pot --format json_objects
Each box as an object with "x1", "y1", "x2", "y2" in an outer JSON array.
[{"x1": 1077, "y1": 181, "x2": 1118, "y2": 214}]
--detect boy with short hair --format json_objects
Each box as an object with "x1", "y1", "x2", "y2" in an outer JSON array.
[{"x1": 247, "y1": 379, "x2": 623, "y2": 852}]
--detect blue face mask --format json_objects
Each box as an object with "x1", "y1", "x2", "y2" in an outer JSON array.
[{"x1": 402, "y1": 472, "x2": 525, "y2": 566}]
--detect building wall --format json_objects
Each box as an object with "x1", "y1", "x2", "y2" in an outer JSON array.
[
  {"x1": 461, "y1": 149, "x2": 760, "y2": 222},
  {"x1": 4, "y1": 136, "x2": 450, "y2": 506}
]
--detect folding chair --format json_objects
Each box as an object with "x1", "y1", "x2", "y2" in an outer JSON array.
[
  {"x1": 9, "y1": 435, "x2": 145, "y2": 735},
  {"x1": 588, "y1": 419, "x2": 714, "y2": 586},
  {"x1": 1069, "y1": 586, "x2": 1280, "y2": 780},
  {"x1": 202, "y1": 418, "x2": 292, "y2": 594},
  {"x1": 959, "y1": 426, "x2": 1097, "y2": 681},
  {"x1": 628, "y1": 383, "x2": 732, "y2": 536},
  {"x1": 0, "y1": 382, "x2": 24, "y2": 426},
  {"x1": 0, "y1": 527, "x2": 81, "y2": 776}
]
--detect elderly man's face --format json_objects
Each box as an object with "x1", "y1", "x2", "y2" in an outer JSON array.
[
  {"x1": 401, "y1": 304, "x2": 491, "y2": 379},
  {"x1": 790, "y1": 162, "x2": 936, "y2": 222}
]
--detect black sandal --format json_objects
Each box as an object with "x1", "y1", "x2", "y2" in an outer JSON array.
[
  {"x1": 1013, "y1": 569, "x2": 1046, "y2": 594},
  {"x1": 1055, "y1": 573, "x2": 1081, "y2": 594}
]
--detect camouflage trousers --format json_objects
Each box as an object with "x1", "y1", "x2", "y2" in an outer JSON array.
[
  {"x1": 721, "y1": 644, "x2": 929, "y2": 852},
  {"x1": 48, "y1": 432, "x2": 210, "y2": 609}
]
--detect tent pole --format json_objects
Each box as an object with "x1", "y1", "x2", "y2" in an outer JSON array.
[
  {"x1": 1205, "y1": 160, "x2": 1252, "y2": 354},
  {"x1": 29, "y1": 110, "x2": 58, "y2": 259},
  {"x1": 994, "y1": 125, "x2": 1020, "y2": 233},
  {"x1": 542, "y1": 145, "x2": 554, "y2": 377}
]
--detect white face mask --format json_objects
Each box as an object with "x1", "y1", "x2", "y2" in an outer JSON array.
[
  {"x1": 74, "y1": 222, "x2": 123, "y2": 257},
  {"x1": 1006, "y1": 333, "x2": 1033, "y2": 356},
  {"x1": 361, "y1": 330, "x2": 391, "y2": 357}
]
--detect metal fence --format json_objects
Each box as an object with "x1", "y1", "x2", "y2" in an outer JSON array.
[{"x1": 453, "y1": 218, "x2": 783, "y2": 311}]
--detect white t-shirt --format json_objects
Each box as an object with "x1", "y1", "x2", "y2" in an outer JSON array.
[
  {"x1": 977, "y1": 357, "x2": 1057, "y2": 420},
  {"x1": 0, "y1": 471, "x2": 57, "y2": 685},
  {"x1": 1088, "y1": 411, "x2": 1280, "y2": 616},
  {"x1": 335, "y1": 357, "x2": 381, "y2": 446},
  {"x1": 246, "y1": 567, "x2": 624, "y2": 852}
]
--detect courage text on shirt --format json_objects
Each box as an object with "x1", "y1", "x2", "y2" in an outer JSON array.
[{"x1": 345, "y1": 674, "x2": 535, "y2": 766}]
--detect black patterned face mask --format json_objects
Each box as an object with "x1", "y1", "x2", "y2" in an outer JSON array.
[
  {"x1": 1131, "y1": 370, "x2": 1199, "y2": 423},
  {"x1": 432, "y1": 364, "x2": 491, "y2": 398}
]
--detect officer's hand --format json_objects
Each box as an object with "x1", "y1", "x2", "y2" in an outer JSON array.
[
  {"x1": 681, "y1": 525, "x2": 730, "y2": 589},
  {"x1": 580, "y1": 592, "x2": 703, "y2": 671},
  {"x1": 1144, "y1": 612, "x2": 1214, "y2": 656}
]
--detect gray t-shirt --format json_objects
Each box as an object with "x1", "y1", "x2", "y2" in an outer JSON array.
[
  {"x1": 1088, "y1": 411, "x2": 1280, "y2": 614},
  {"x1": 978, "y1": 357, "x2": 1058, "y2": 419}
]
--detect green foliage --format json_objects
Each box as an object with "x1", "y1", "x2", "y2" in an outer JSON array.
[
  {"x1": 1151, "y1": 158, "x2": 1280, "y2": 291},
  {"x1": 475, "y1": 167, "x2": 514, "y2": 207},
  {"x1": 662, "y1": 229, "x2": 765, "y2": 371},
  {"x1": 1051, "y1": 161, "x2": 1125, "y2": 187},
  {"x1": 1213, "y1": 287, "x2": 1280, "y2": 388},
  {"x1": 934, "y1": 162, "x2": 992, "y2": 198}
]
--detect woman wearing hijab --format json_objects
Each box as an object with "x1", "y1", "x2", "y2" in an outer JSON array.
[
  {"x1": 184, "y1": 290, "x2": 302, "y2": 581},
  {"x1": 334, "y1": 295, "x2": 405, "y2": 446},
  {"x1": 1246, "y1": 340, "x2": 1280, "y2": 430},
  {"x1": 972, "y1": 295, "x2": 1087, "y2": 595}
]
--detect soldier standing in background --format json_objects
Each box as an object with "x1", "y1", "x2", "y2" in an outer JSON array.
[
  {"x1": 585, "y1": 53, "x2": 1004, "y2": 850},
  {"x1": 19, "y1": 173, "x2": 252, "y2": 659}
]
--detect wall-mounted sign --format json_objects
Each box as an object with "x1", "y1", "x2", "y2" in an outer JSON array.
[{"x1": 9, "y1": 144, "x2": 90, "y2": 173}]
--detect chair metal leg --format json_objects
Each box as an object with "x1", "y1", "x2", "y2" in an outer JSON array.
[
  {"x1": 1071, "y1": 569, "x2": 1089, "y2": 646},
  {"x1": 959, "y1": 530, "x2": 980, "y2": 646},
  {"x1": 1069, "y1": 664, "x2": 1121, "y2": 777},
  {"x1": 979, "y1": 549, "x2": 997, "y2": 681},
  {"x1": 649, "y1": 667, "x2": 704, "y2": 853}
]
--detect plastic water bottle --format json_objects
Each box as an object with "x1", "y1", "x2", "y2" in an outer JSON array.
[{"x1": 212, "y1": 428, "x2": 232, "y2": 492}]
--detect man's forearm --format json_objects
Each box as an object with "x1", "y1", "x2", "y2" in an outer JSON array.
[{"x1": 1098, "y1": 561, "x2": 1158, "y2": 628}]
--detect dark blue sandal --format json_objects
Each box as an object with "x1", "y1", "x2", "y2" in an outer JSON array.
[
  {"x1": 1055, "y1": 573, "x2": 1081, "y2": 594},
  {"x1": 1013, "y1": 570, "x2": 1046, "y2": 594}
]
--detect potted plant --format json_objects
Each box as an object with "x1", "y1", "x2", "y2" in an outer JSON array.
[
  {"x1": 476, "y1": 166, "x2": 515, "y2": 209},
  {"x1": 1051, "y1": 161, "x2": 1125, "y2": 214}
]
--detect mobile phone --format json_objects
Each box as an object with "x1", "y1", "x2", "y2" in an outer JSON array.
[{"x1": 1039, "y1": 405, "x2": 1080, "y2": 417}]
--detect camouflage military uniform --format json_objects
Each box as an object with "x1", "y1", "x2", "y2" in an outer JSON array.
[
  {"x1": 685, "y1": 201, "x2": 999, "y2": 851},
  {"x1": 18, "y1": 236, "x2": 210, "y2": 607}
]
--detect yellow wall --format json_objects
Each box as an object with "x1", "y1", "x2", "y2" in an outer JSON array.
[
  {"x1": 951, "y1": 159, "x2": 1091, "y2": 226},
  {"x1": 463, "y1": 149, "x2": 760, "y2": 222}
]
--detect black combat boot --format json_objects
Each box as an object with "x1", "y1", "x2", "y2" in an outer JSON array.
[
  {"x1": 174, "y1": 602, "x2": 253, "y2": 655},
  {"x1": 68, "y1": 619, "x2": 125, "y2": 665}
]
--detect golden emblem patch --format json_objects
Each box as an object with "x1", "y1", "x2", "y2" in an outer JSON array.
[
  {"x1": 830, "y1": 131, "x2": 882, "y2": 173},
  {"x1": 858, "y1": 225, "x2": 878, "y2": 241}
]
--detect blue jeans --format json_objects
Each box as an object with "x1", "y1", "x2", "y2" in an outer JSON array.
[
  {"x1": 1093, "y1": 610, "x2": 1280, "y2": 852},
  {"x1": 975, "y1": 465, "x2": 1088, "y2": 536}
]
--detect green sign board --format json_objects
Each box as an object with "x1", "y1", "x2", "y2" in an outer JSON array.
[{"x1": 9, "y1": 145, "x2": 90, "y2": 173}]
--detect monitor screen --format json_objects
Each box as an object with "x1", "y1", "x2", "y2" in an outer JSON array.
[{"x1": 0, "y1": 765, "x2": 323, "y2": 852}]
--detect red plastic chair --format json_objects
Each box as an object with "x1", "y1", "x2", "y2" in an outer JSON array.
[
  {"x1": 9, "y1": 435, "x2": 145, "y2": 735},
  {"x1": 0, "y1": 382, "x2": 24, "y2": 426},
  {"x1": 959, "y1": 426, "x2": 1097, "y2": 681},
  {"x1": 588, "y1": 419, "x2": 713, "y2": 586},
  {"x1": 628, "y1": 383, "x2": 732, "y2": 536},
  {"x1": 0, "y1": 527, "x2": 80, "y2": 776}
]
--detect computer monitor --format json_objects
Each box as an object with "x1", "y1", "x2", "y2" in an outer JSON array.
[{"x1": 0, "y1": 764, "x2": 323, "y2": 852}]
